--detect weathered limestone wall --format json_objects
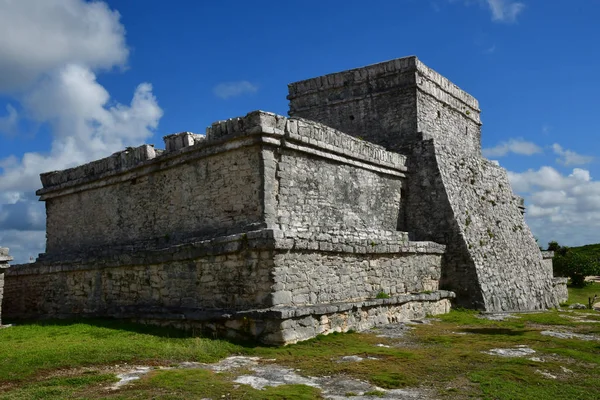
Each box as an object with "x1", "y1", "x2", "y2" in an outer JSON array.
[
  {"x1": 289, "y1": 56, "x2": 559, "y2": 311},
  {"x1": 275, "y1": 149, "x2": 402, "y2": 233},
  {"x1": 42, "y1": 145, "x2": 263, "y2": 255},
  {"x1": 38, "y1": 111, "x2": 407, "y2": 258},
  {"x1": 5, "y1": 230, "x2": 444, "y2": 318},
  {"x1": 541, "y1": 251, "x2": 568, "y2": 304},
  {"x1": 270, "y1": 240, "x2": 445, "y2": 306},
  {"x1": 0, "y1": 247, "x2": 12, "y2": 325},
  {"x1": 4, "y1": 233, "x2": 276, "y2": 319},
  {"x1": 288, "y1": 56, "x2": 481, "y2": 156}
]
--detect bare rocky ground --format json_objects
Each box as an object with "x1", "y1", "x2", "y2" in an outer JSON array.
[{"x1": 108, "y1": 346, "x2": 435, "y2": 399}]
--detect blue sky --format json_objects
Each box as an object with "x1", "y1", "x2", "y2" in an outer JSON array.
[{"x1": 0, "y1": 0, "x2": 599, "y2": 263}]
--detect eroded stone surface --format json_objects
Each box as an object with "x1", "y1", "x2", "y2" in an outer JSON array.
[
  {"x1": 540, "y1": 330, "x2": 599, "y2": 341},
  {"x1": 483, "y1": 346, "x2": 536, "y2": 357},
  {"x1": 107, "y1": 356, "x2": 433, "y2": 399}
]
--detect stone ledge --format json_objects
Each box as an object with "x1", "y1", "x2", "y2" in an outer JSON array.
[
  {"x1": 139, "y1": 294, "x2": 454, "y2": 345},
  {"x1": 287, "y1": 56, "x2": 479, "y2": 112},
  {"x1": 541, "y1": 251, "x2": 555, "y2": 260},
  {"x1": 0, "y1": 256, "x2": 13, "y2": 264},
  {"x1": 8, "y1": 229, "x2": 445, "y2": 276},
  {"x1": 38, "y1": 111, "x2": 407, "y2": 197},
  {"x1": 236, "y1": 290, "x2": 455, "y2": 320},
  {"x1": 15, "y1": 290, "x2": 454, "y2": 322}
]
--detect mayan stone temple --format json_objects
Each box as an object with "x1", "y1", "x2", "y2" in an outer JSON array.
[{"x1": 3, "y1": 56, "x2": 567, "y2": 344}]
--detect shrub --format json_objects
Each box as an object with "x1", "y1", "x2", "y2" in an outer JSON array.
[
  {"x1": 553, "y1": 251, "x2": 600, "y2": 287},
  {"x1": 376, "y1": 291, "x2": 390, "y2": 299}
]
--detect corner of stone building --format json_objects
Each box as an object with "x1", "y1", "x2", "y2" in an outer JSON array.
[{"x1": 0, "y1": 247, "x2": 13, "y2": 326}]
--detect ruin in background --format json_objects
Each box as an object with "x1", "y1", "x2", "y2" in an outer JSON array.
[
  {"x1": 0, "y1": 247, "x2": 12, "y2": 326},
  {"x1": 3, "y1": 57, "x2": 567, "y2": 344}
]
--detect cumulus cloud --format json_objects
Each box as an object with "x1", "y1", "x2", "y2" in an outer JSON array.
[
  {"x1": 0, "y1": 67, "x2": 162, "y2": 194},
  {"x1": 552, "y1": 143, "x2": 594, "y2": 166},
  {"x1": 0, "y1": 0, "x2": 128, "y2": 93},
  {"x1": 483, "y1": 138, "x2": 542, "y2": 158},
  {"x1": 213, "y1": 81, "x2": 258, "y2": 99},
  {"x1": 0, "y1": 1, "x2": 163, "y2": 263},
  {"x1": 508, "y1": 166, "x2": 600, "y2": 248},
  {"x1": 0, "y1": 195, "x2": 45, "y2": 231},
  {"x1": 0, "y1": 230, "x2": 46, "y2": 264}
]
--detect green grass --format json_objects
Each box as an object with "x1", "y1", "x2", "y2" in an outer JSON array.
[
  {"x1": 109, "y1": 369, "x2": 323, "y2": 400},
  {"x1": 0, "y1": 319, "x2": 241, "y2": 382},
  {"x1": 565, "y1": 282, "x2": 600, "y2": 305},
  {"x1": 1, "y1": 286, "x2": 600, "y2": 399},
  {"x1": 0, "y1": 373, "x2": 117, "y2": 400}
]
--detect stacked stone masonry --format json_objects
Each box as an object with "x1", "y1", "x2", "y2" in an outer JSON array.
[
  {"x1": 3, "y1": 56, "x2": 565, "y2": 343},
  {"x1": 0, "y1": 247, "x2": 12, "y2": 326}
]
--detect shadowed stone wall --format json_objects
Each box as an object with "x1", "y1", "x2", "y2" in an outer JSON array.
[{"x1": 0, "y1": 247, "x2": 12, "y2": 326}]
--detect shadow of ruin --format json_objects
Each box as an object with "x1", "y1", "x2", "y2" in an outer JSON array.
[{"x1": 1, "y1": 56, "x2": 568, "y2": 344}]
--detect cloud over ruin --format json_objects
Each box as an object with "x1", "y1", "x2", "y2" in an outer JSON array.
[{"x1": 0, "y1": 0, "x2": 163, "y2": 263}]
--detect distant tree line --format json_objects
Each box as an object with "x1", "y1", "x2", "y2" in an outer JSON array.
[{"x1": 548, "y1": 241, "x2": 600, "y2": 287}]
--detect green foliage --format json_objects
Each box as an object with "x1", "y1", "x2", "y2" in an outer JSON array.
[
  {"x1": 551, "y1": 244, "x2": 600, "y2": 287},
  {"x1": 568, "y1": 242, "x2": 600, "y2": 260},
  {"x1": 376, "y1": 291, "x2": 390, "y2": 299}
]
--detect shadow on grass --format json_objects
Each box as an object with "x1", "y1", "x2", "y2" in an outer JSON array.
[
  {"x1": 460, "y1": 328, "x2": 528, "y2": 336},
  {"x1": 3, "y1": 317, "x2": 266, "y2": 348}
]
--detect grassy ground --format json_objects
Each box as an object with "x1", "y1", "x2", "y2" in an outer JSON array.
[
  {"x1": 564, "y1": 282, "x2": 600, "y2": 306},
  {"x1": 1, "y1": 284, "x2": 599, "y2": 399}
]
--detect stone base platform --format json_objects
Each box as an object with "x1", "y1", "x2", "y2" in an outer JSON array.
[
  {"x1": 3, "y1": 229, "x2": 453, "y2": 344},
  {"x1": 127, "y1": 291, "x2": 454, "y2": 345}
]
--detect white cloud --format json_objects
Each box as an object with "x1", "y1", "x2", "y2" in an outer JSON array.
[
  {"x1": 0, "y1": 0, "x2": 128, "y2": 93},
  {"x1": 0, "y1": 1, "x2": 163, "y2": 263},
  {"x1": 0, "y1": 230, "x2": 45, "y2": 264},
  {"x1": 0, "y1": 66, "x2": 162, "y2": 194},
  {"x1": 508, "y1": 166, "x2": 600, "y2": 248},
  {"x1": 483, "y1": 138, "x2": 542, "y2": 158},
  {"x1": 213, "y1": 81, "x2": 258, "y2": 99},
  {"x1": 552, "y1": 143, "x2": 594, "y2": 166},
  {"x1": 485, "y1": 0, "x2": 524, "y2": 22},
  {"x1": 454, "y1": 0, "x2": 525, "y2": 23}
]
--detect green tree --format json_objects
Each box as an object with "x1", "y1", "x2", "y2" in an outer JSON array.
[
  {"x1": 548, "y1": 240, "x2": 569, "y2": 256},
  {"x1": 553, "y1": 250, "x2": 600, "y2": 287}
]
